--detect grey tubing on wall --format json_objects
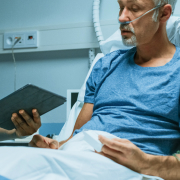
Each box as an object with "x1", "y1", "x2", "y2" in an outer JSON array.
[{"x1": 93, "y1": 0, "x2": 105, "y2": 46}]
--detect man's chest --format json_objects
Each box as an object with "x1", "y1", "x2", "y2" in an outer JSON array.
[{"x1": 93, "y1": 66, "x2": 179, "y2": 121}]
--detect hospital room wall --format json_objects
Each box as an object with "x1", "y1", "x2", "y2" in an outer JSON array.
[
  {"x1": 0, "y1": 49, "x2": 95, "y2": 136},
  {"x1": 0, "y1": 0, "x2": 119, "y2": 31},
  {"x1": 0, "y1": 0, "x2": 180, "y2": 31},
  {"x1": 0, "y1": 0, "x2": 118, "y2": 137}
]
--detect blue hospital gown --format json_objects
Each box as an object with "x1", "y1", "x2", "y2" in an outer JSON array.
[{"x1": 74, "y1": 46, "x2": 180, "y2": 156}]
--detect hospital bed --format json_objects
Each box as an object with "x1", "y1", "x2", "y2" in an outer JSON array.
[{"x1": 0, "y1": 1, "x2": 180, "y2": 179}]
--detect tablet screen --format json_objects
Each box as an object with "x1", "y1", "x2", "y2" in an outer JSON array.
[{"x1": 0, "y1": 84, "x2": 66, "y2": 130}]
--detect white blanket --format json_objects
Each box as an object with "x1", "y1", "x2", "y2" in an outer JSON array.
[{"x1": 0, "y1": 132, "x2": 163, "y2": 180}]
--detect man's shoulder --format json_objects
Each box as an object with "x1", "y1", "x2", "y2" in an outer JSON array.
[
  {"x1": 103, "y1": 48, "x2": 134, "y2": 61},
  {"x1": 90, "y1": 47, "x2": 136, "y2": 80},
  {"x1": 95, "y1": 47, "x2": 135, "y2": 69}
]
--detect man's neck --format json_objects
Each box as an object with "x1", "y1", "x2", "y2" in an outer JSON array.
[{"x1": 134, "y1": 31, "x2": 176, "y2": 67}]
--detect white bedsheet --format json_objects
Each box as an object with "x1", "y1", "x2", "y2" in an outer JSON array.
[{"x1": 0, "y1": 131, "x2": 163, "y2": 180}]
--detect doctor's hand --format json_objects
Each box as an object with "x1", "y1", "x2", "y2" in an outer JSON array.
[
  {"x1": 97, "y1": 135, "x2": 149, "y2": 174},
  {"x1": 29, "y1": 134, "x2": 59, "y2": 149},
  {"x1": 11, "y1": 109, "x2": 41, "y2": 138}
]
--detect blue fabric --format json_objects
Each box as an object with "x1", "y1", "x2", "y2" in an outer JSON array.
[
  {"x1": 0, "y1": 175, "x2": 10, "y2": 180},
  {"x1": 74, "y1": 46, "x2": 180, "y2": 156}
]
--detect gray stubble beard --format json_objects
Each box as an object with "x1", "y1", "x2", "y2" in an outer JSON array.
[{"x1": 120, "y1": 24, "x2": 138, "y2": 47}]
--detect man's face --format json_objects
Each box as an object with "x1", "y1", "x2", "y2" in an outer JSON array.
[{"x1": 118, "y1": 0, "x2": 160, "y2": 47}]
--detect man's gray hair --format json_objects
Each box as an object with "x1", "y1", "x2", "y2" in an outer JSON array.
[{"x1": 152, "y1": 0, "x2": 177, "y2": 21}]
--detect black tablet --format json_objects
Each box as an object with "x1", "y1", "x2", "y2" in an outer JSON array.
[{"x1": 0, "y1": 84, "x2": 66, "y2": 130}]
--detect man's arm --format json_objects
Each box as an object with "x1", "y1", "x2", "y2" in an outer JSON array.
[
  {"x1": 29, "y1": 103, "x2": 94, "y2": 148},
  {"x1": 59, "y1": 103, "x2": 94, "y2": 146},
  {"x1": 0, "y1": 128, "x2": 17, "y2": 141},
  {"x1": 142, "y1": 153, "x2": 180, "y2": 180},
  {"x1": 98, "y1": 136, "x2": 180, "y2": 180}
]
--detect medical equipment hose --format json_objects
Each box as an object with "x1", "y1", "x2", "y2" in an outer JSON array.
[{"x1": 93, "y1": 0, "x2": 104, "y2": 46}]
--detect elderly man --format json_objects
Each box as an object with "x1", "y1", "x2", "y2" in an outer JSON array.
[
  {"x1": 0, "y1": 109, "x2": 41, "y2": 141},
  {"x1": 21, "y1": 0, "x2": 179, "y2": 179}
]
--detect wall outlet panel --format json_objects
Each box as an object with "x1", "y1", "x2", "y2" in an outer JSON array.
[{"x1": 4, "y1": 31, "x2": 38, "y2": 49}]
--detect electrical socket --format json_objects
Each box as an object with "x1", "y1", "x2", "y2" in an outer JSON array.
[
  {"x1": 13, "y1": 34, "x2": 25, "y2": 47},
  {"x1": 4, "y1": 31, "x2": 38, "y2": 49}
]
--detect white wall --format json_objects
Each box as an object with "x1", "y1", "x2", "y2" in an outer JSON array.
[
  {"x1": 0, "y1": 0, "x2": 107, "y2": 126},
  {"x1": 0, "y1": 0, "x2": 179, "y2": 30},
  {"x1": 0, "y1": 0, "x2": 119, "y2": 54},
  {"x1": 0, "y1": 49, "x2": 90, "y2": 123},
  {"x1": 0, "y1": 0, "x2": 118, "y2": 30},
  {"x1": 0, "y1": 0, "x2": 179, "y2": 32}
]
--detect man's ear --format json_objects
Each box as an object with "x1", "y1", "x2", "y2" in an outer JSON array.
[{"x1": 159, "y1": 4, "x2": 172, "y2": 23}]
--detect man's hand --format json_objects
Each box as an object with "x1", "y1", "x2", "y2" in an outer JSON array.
[
  {"x1": 11, "y1": 109, "x2": 41, "y2": 138},
  {"x1": 97, "y1": 135, "x2": 149, "y2": 173},
  {"x1": 97, "y1": 136, "x2": 180, "y2": 180},
  {"x1": 29, "y1": 134, "x2": 59, "y2": 149}
]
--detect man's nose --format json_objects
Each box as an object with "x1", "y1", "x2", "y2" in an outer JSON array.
[{"x1": 118, "y1": 7, "x2": 130, "y2": 24}]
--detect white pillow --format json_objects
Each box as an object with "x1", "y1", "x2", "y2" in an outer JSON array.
[{"x1": 166, "y1": 16, "x2": 180, "y2": 46}]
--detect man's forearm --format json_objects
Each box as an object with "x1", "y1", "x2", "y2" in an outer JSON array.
[
  {"x1": 59, "y1": 103, "x2": 93, "y2": 146},
  {"x1": 58, "y1": 117, "x2": 90, "y2": 147},
  {"x1": 0, "y1": 128, "x2": 17, "y2": 141},
  {"x1": 141, "y1": 154, "x2": 180, "y2": 180}
]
